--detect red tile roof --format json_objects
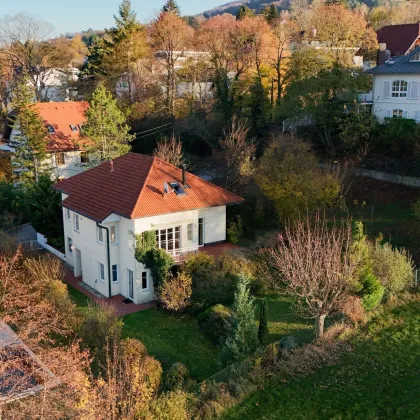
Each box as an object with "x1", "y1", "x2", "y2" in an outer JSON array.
[
  {"x1": 33, "y1": 101, "x2": 89, "y2": 152},
  {"x1": 54, "y1": 153, "x2": 244, "y2": 221},
  {"x1": 377, "y1": 23, "x2": 420, "y2": 57}
]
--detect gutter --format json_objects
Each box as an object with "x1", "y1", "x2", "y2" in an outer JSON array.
[{"x1": 96, "y1": 222, "x2": 112, "y2": 299}]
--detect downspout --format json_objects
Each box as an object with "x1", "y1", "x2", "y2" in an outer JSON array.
[{"x1": 97, "y1": 222, "x2": 112, "y2": 299}]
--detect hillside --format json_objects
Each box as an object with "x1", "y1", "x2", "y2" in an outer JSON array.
[{"x1": 202, "y1": 0, "x2": 290, "y2": 18}]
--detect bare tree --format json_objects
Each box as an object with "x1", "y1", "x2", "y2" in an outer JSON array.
[
  {"x1": 154, "y1": 135, "x2": 184, "y2": 167},
  {"x1": 264, "y1": 214, "x2": 357, "y2": 338},
  {"x1": 218, "y1": 117, "x2": 255, "y2": 192}
]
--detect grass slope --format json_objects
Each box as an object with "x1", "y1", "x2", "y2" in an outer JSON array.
[{"x1": 224, "y1": 299, "x2": 420, "y2": 419}]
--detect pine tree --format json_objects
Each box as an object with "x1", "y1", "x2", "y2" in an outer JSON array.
[
  {"x1": 221, "y1": 274, "x2": 258, "y2": 364},
  {"x1": 162, "y1": 0, "x2": 181, "y2": 15},
  {"x1": 258, "y1": 298, "x2": 269, "y2": 344},
  {"x1": 83, "y1": 85, "x2": 133, "y2": 162},
  {"x1": 236, "y1": 5, "x2": 255, "y2": 21},
  {"x1": 10, "y1": 73, "x2": 48, "y2": 184},
  {"x1": 263, "y1": 4, "x2": 280, "y2": 24},
  {"x1": 110, "y1": 0, "x2": 142, "y2": 40}
]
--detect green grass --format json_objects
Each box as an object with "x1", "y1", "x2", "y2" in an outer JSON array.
[
  {"x1": 224, "y1": 299, "x2": 420, "y2": 419},
  {"x1": 122, "y1": 309, "x2": 220, "y2": 380},
  {"x1": 67, "y1": 284, "x2": 90, "y2": 309}
]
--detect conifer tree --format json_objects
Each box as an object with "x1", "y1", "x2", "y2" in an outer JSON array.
[
  {"x1": 258, "y1": 298, "x2": 269, "y2": 344},
  {"x1": 263, "y1": 4, "x2": 280, "y2": 24},
  {"x1": 83, "y1": 85, "x2": 133, "y2": 162},
  {"x1": 162, "y1": 0, "x2": 181, "y2": 15},
  {"x1": 236, "y1": 5, "x2": 255, "y2": 21},
  {"x1": 10, "y1": 73, "x2": 48, "y2": 183},
  {"x1": 221, "y1": 274, "x2": 258, "y2": 364}
]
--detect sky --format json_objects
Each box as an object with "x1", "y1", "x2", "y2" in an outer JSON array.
[{"x1": 0, "y1": 0, "x2": 224, "y2": 35}]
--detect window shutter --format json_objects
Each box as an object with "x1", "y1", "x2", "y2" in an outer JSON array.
[
  {"x1": 409, "y1": 81, "x2": 419, "y2": 99},
  {"x1": 383, "y1": 81, "x2": 391, "y2": 98},
  {"x1": 386, "y1": 110, "x2": 391, "y2": 118},
  {"x1": 403, "y1": 110, "x2": 409, "y2": 119}
]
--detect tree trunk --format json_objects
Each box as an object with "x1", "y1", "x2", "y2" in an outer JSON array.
[{"x1": 315, "y1": 314, "x2": 326, "y2": 339}]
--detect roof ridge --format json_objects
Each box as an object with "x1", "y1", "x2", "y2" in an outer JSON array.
[{"x1": 129, "y1": 155, "x2": 157, "y2": 218}]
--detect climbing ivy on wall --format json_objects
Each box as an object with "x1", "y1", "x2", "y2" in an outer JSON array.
[{"x1": 135, "y1": 230, "x2": 157, "y2": 261}]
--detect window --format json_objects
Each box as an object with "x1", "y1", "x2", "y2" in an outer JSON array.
[
  {"x1": 128, "y1": 269, "x2": 134, "y2": 300},
  {"x1": 74, "y1": 214, "x2": 80, "y2": 232},
  {"x1": 198, "y1": 218, "x2": 205, "y2": 246},
  {"x1": 392, "y1": 80, "x2": 408, "y2": 98},
  {"x1": 97, "y1": 226, "x2": 104, "y2": 243},
  {"x1": 415, "y1": 111, "x2": 420, "y2": 123},
  {"x1": 393, "y1": 109, "x2": 404, "y2": 118},
  {"x1": 187, "y1": 223, "x2": 193, "y2": 241},
  {"x1": 110, "y1": 226, "x2": 117, "y2": 243},
  {"x1": 56, "y1": 152, "x2": 65, "y2": 166},
  {"x1": 80, "y1": 152, "x2": 89, "y2": 164},
  {"x1": 155, "y1": 226, "x2": 181, "y2": 252},
  {"x1": 112, "y1": 264, "x2": 118, "y2": 282},
  {"x1": 67, "y1": 237, "x2": 73, "y2": 254},
  {"x1": 98, "y1": 262, "x2": 105, "y2": 281},
  {"x1": 141, "y1": 272, "x2": 148, "y2": 290},
  {"x1": 70, "y1": 124, "x2": 78, "y2": 132},
  {"x1": 410, "y1": 52, "x2": 420, "y2": 62},
  {"x1": 47, "y1": 125, "x2": 55, "y2": 133},
  {"x1": 66, "y1": 208, "x2": 71, "y2": 220}
]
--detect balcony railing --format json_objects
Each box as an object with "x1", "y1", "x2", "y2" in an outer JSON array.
[{"x1": 166, "y1": 247, "x2": 199, "y2": 263}]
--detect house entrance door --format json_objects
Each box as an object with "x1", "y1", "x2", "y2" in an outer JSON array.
[
  {"x1": 74, "y1": 249, "x2": 82, "y2": 277},
  {"x1": 128, "y1": 269, "x2": 134, "y2": 301}
]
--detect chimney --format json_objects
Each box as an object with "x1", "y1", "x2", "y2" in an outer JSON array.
[
  {"x1": 110, "y1": 160, "x2": 114, "y2": 172},
  {"x1": 181, "y1": 164, "x2": 187, "y2": 187},
  {"x1": 378, "y1": 43, "x2": 387, "y2": 65}
]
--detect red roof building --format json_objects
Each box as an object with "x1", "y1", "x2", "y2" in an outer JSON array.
[
  {"x1": 377, "y1": 23, "x2": 420, "y2": 57},
  {"x1": 33, "y1": 101, "x2": 89, "y2": 152},
  {"x1": 54, "y1": 153, "x2": 244, "y2": 221}
]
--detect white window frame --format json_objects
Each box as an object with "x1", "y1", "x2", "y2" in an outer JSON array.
[
  {"x1": 410, "y1": 52, "x2": 420, "y2": 62},
  {"x1": 414, "y1": 111, "x2": 420, "y2": 123},
  {"x1": 74, "y1": 214, "x2": 80, "y2": 232},
  {"x1": 112, "y1": 264, "x2": 119, "y2": 283},
  {"x1": 67, "y1": 237, "x2": 73, "y2": 254},
  {"x1": 70, "y1": 124, "x2": 78, "y2": 132},
  {"x1": 56, "y1": 152, "x2": 65, "y2": 166},
  {"x1": 98, "y1": 262, "x2": 105, "y2": 281},
  {"x1": 80, "y1": 152, "x2": 89, "y2": 164},
  {"x1": 155, "y1": 226, "x2": 181, "y2": 252},
  {"x1": 187, "y1": 223, "x2": 193, "y2": 241},
  {"x1": 47, "y1": 125, "x2": 55, "y2": 133},
  {"x1": 65, "y1": 208, "x2": 71, "y2": 220},
  {"x1": 141, "y1": 271, "x2": 148, "y2": 290},
  {"x1": 392, "y1": 109, "x2": 404, "y2": 118},
  {"x1": 392, "y1": 80, "x2": 408, "y2": 98},
  {"x1": 128, "y1": 269, "x2": 134, "y2": 300},
  {"x1": 110, "y1": 225, "x2": 117, "y2": 244},
  {"x1": 97, "y1": 226, "x2": 104, "y2": 243}
]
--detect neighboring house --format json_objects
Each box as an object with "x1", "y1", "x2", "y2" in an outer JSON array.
[
  {"x1": 53, "y1": 153, "x2": 243, "y2": 304},
  {"x1": 4, "y1": 101, "x2": 90, "y2": 180},
  {"x1": 365, "y1": 47, "x2": 420, "y2": 123},
  {"x1": 377, "y1": 23, "x2": 420, "y2": 58}
]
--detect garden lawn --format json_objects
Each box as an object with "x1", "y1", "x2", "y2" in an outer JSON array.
[
  {"x1": 122, "y1": 309, "x2": 220, "y2": 380},
  {"x1": 67, "y1": 284, "x2": 90, "y2": 309},
  {"x1": 224, "y1": 298, "x2": 420, "y2": 419}
]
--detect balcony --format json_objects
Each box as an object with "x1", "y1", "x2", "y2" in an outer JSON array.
[
  {"x1": 358, "y1": 91, "x2": 373, "y2": 103},
  {"x1": 166, "y1": 247, "x2": 199, "y2": 263}
]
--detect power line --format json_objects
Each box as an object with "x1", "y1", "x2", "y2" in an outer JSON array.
[
  {"x1": 133, "y1": 123, "x2": 172, "y2": 138},
  {"x1": 133, "y1": 128, "x2": 170, "y2": 141}
]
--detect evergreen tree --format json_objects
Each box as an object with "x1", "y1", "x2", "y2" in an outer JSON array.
[
  {"x1": 83, "y1": 85, "x2": 133, "y2": 162},
  {"x1": 221, "y1": 274, "x2": 258, "y2": 364},
  {"x1": 162, "y1": 0, "x2": 181, "y2": 15},
  {"x1": 10, "y1": 73, "x2": 48, "y2": 184},
  {"x1": 263, "y1": 4, "x2": 280, "y2": 24},
  {"x1": 258, "y1": 298, "x2": 269, "y2": 344},
  {"x1": 110, "y1": 0, "x2": 142, "y2": 40},
  {"x1": 236, "y1": 5, "x2": 255, "y2": 21}
]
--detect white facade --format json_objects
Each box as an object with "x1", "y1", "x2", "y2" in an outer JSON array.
[
  {"x1": 63, "y1": 201, "x2": 227, "y2": 304},
  {"x1": 371, "y1": 74, "x2": 420, "y2": 122}
]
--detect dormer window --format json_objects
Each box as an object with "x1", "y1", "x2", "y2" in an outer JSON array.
[
  {"x1": 47, "y1": 125, "x2": 55, "y2": 133},
  {"x1": 410, "y1": 52, "x2": 420, "y2": 62},
  {"x1": 392, "y1": 80, "x2": 408, "y2": 98},
  {"x1": 70, "y1": 125, "x2": 78, "y2": 132}
]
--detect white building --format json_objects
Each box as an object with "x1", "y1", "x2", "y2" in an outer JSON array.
[
  {"x1": 53, "y1": 153, "x2": 243, "y2": 304},
  {"x1": 366, "y1": 47, "x2": 420, "y2": 123},
  {"x1": 4, "y1": 101, "x2": 90, "y2": 180}
]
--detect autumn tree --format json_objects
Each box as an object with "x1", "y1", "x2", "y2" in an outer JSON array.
[
  {"x1": 162, "y1": 0, "x2": 181, "y2": 15},
  {"x1": 10, "y1": 73, "x2": 49, "y2": 183},
  {"x1": 154, "y1": 135, "x2": 184, "y2": 167},
  {"x1": 83, "y1": 85, "x2": 133, "y2": 161},
  {"x1": 264, "y1": 214, "x2": 357, "y2": 338},
  {"x1": 151, "y1": 12, "x2": 193, "y2": 119},
  {"x1": 255, "y1": 136, "x2": 340, "y2": 220}
]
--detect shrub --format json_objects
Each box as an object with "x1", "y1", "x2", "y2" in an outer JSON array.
[
  {"x1": 196, "y1": 304, "x2": 233, "y2": 346},
  {"x1": 360, "y1": 272, "x2": 384, "y2": 311},
  {"x1": 413, "y1": 199, "x2": 420, "y2": 220},
  {"x1": 149, "y1": 390, "x2": 191, "y2": 420},
  {"x1": 261, "y1": 342, "x2": 278, "y2": 367},
  {"x1": 217, "y1": 252, "x2": 255, "y2": 281},
  {"x1": 372, "y1": 243, "x2": 414, "y2": 295},
  {"x1": 227, "y1": 216, "x2": 243, "y2": 244},
  {"x1": 258, "y1": 299, "x2": 269, "y2": 344},
  {"x1": 278, "y1": 336, "x2": 297, "y2": 353},
  {"x1": 141, "y1": 248, "x2": 174, "y2": 291},
  {"x1": 164, "y1": 363, "x2": 190, "y2": 391},
  {"x1": 341, "y1": 296, "x2": 367, "y2": 324},
  {"x1": 160, "y1": 272, "x2": 192, "y2": 312}
]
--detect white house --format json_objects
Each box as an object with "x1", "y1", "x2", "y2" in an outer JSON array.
[
  {"x1": 4, "y1": 101, "x2": 90, "y2": 180},
  {"x1": 53, "y1": 153, "x2": 243, "y2": 304},
  {"x1": 365, "y1": 47, "x2": 420, "y2": 123}
]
